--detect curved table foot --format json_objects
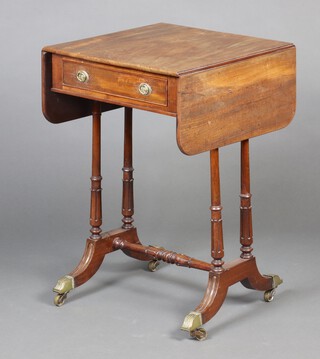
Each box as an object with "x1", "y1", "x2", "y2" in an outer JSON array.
[
  {"x1": 181, "y1": 271, "x2": 228, "y2": 339},
  {"x1": 181, "y1": 257, "x2": 283, "y2": 339},
  {"x1": 53, "y1": 227, "x2": 145, "y2": 306},
  {"x1": 240, "y1": 260, "x2": 283, "y2": 302},
  {"x1": 241, "y1": 260, "x2": 282, "y2": 292}
]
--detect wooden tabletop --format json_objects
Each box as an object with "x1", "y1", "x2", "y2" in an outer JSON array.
[
  {"x1": 43, "y1": 23, "x2": 295, "y2": 155},
  {"x1": 43, "y1": 23, "x2": 293, "y2": 77}
]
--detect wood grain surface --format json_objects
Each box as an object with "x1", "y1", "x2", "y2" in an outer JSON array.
[
  {"x1": 43, "y1": 23, "x2": 296, "y2": 153},
  {"x1": 43, "y1": 23, "x2": 292, "y2": 76},
  {"x1": 177, "y1": 47, "x2": 296, "y2": 154}
]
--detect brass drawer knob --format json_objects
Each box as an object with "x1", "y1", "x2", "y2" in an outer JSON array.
[
  {"x1": 76, "y1": 70, "x2": 89, "y2": 83},
  {"x1": 138, "y1": 83, "x2": 152, "y2": 96}
]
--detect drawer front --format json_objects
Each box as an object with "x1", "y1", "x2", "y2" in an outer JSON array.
[{"x1": 53, "y1": 55, "x2": 168, "y2": 107}]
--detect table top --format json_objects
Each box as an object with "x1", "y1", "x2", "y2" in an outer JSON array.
[
  {"x1": 42, "y1": 23, "x2": 296, "y2": 155},
  {"x1": 43, "y1": 23, "x2": 292, "y2": 77}
]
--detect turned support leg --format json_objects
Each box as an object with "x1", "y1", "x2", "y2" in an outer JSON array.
[
  {"x1": 210, "y1": 148, "x2": 225, "y2": 272},
  {"x1": 181, "y1": 148, "x2": 226, "y2": 340},
  {"x1": 122, "y1": 107, "x2": 134, "y2": 229},
  {"x1": 53, "y1": 104, "x2": 146, "y2": 305},
  {"x1": 119, "y1": 108, "x2": 155, "y2": 264},
  {"x1": 53, "y1": 101, "x2": 103, "y2": 306},
  {"x1": 181, "y1": 145, "x2": 283, "y2": 340},
  {"x1": 90, "y1": 101, "x2": 103, "y2": 240},
  {"x1": 240, "y1": 139, "x2": 253, "y2": 259},
  {"x1": 239, "y1": 140, "x2": 283, "y2": 297}
]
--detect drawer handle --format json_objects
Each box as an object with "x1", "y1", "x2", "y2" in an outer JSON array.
[
  {"x1": 76, "y1": 70, "x2": 89, "y2": 83},
  {"x1": 138, "y1": 83, "x2": 152, "y2": 96}
]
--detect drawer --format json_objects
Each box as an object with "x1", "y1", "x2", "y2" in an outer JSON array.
[{"x1": 52, "y1": 55, "x2": 168, "y2": 107}]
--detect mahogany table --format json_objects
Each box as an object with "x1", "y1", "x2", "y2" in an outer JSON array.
[{"x1": 42, "y1": 23, "x2": 296, "y2": 340}]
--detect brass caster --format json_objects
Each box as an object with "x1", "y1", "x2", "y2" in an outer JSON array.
[
  {"x1": 53, "y1": 275, "x2": 74, "y2": 307},
  {"x1": 263, "y1": 274, "x2": 283, "y2": 302},
  {"x1": 54, "y1": 293, "x2": 68, "y2": 307},
  {"x1": 264, "y1": 289, "x2": 276, "y2": 302},
  {"x1": 148, "y1": 260, "x2": 160, "y2": 272},
  {"x1": 190, "y1": 328, "x2": 207, "y2": 341},
  {"x1": 265, "y1": 274, "x2": 283, "y2": 289}
]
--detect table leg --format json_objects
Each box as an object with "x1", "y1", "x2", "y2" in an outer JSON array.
[
  {"x1": 210, "y1": 148, "x2": 225, "y2": 272},
  {"x1": 122, "y1": 107, "x2": 134, "y2": 229},
  {"x1": 52, "y1": 104, "x2": 145, "y2": 306},
  {"x1": 52, "y1": 102, "x2": 105, "y2": 305},
  {"x1": 240, "y1": 139, "x2": 253, "y2": 259},
  {"x1": 181, "y1": 149, "x2": 227, "y2": 340},
  {"x1": 90, "y1": 101, "x2": 103, "y2": 240},
  {"x1": 181, "y1": 144, "x2": 283, "y2": 340},
  {"x1": 119, "y1": 108, "x2": 155, "y2": 264},
  {"x1": 239, "y1": 139, "x2": 283, "y2": 297}
]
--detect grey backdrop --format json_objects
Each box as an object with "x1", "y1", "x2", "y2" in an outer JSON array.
[{"x1": 1, "y1": 1, "x2": 319, "y2": 358}]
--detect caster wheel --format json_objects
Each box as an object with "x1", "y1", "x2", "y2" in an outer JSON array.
[
  {"x1": 190, "y1": 328, "x2": 207, "y2": 341},
  {"x1": 264, "y1": 289, "x2": 275, "y2": 302},
  {"x1": 148, "y1": 260, "x2": 160, "y2": 272},
  {"x1": 54, "y1": 293, "x2": 68, "y2": 307}
]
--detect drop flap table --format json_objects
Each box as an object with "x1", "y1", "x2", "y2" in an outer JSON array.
[{"x1": 42, "y1": 23, "x2": 296, "y2": 340}]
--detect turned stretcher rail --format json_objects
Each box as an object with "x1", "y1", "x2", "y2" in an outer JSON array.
[{"x1": 113, "y1": 238, "x2": 213, "y2": 272}]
